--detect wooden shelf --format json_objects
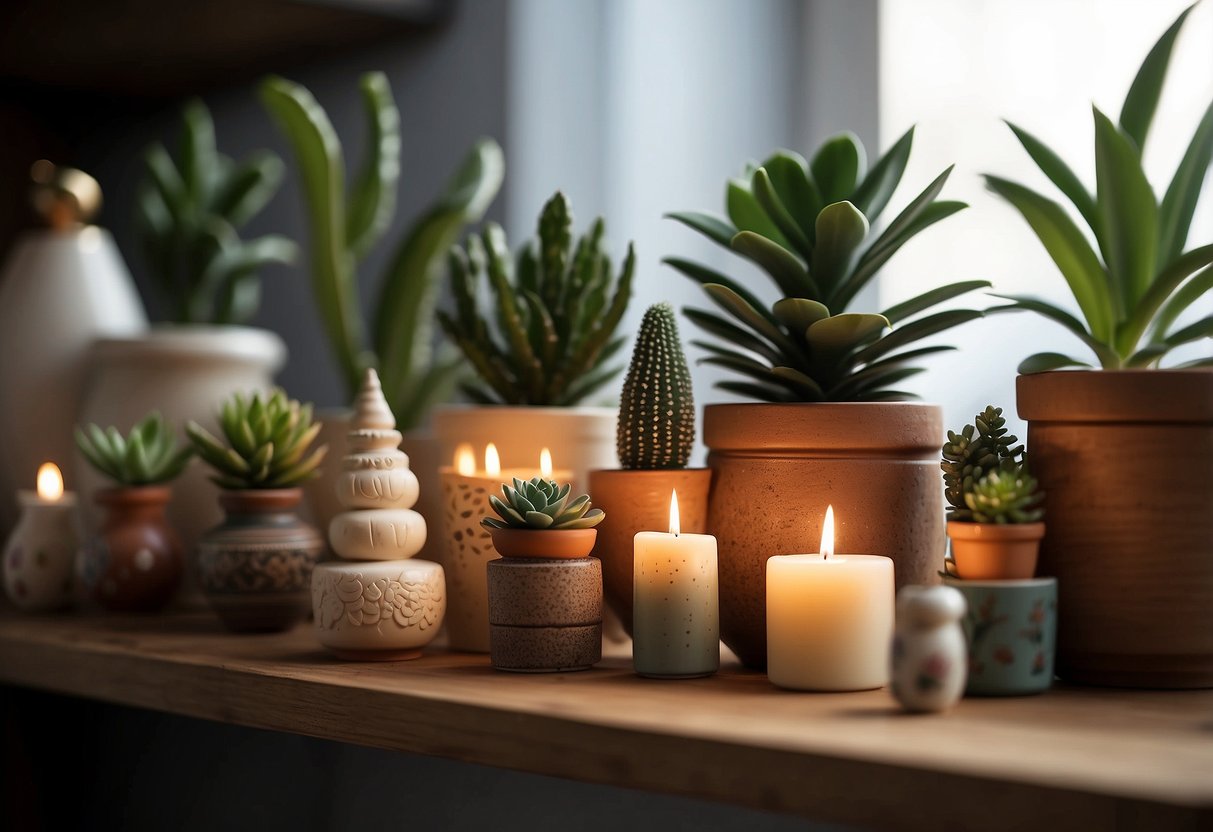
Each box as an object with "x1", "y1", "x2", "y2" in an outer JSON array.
[{"x1": 0, "y1": 610, "x2": 1210, "y2": 830}]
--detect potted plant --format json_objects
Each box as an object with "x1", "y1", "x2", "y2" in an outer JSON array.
[
  {"x1": 77, "y1": 100, "x2": 295, "y2": 557},
  {"x1": 186, "y1": 390, "x2": 327, "y2": 632},
  {"x1": 435, "y1": 191, "x2": 633, "y2": 488},
  {"x1": 74, "y1": 413, "x2": 193, "y2": 610},
  {"x1": 260, "y1": 73, "x2": 504, "y2": 547},
  {"x1": 941, "y1": 406, "x2": 1045, "y2": 580},
  {"x1": 588, "y1": 302, "x2": 710, "y2": 634},
  {"x1": 668, "y1": 131, "x2": 986, "y2": 667},
  {"x1": 985, "y1": 6, "x2": 1213, "y2": 687},
  {"x1": 482, "y1": 477, "x2": 605, "y2": 672}
]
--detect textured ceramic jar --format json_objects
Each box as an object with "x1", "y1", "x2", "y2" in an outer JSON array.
[
  {"x1": 79, "y1": 486, "x2": 183, "y2": 611},
  {"x1": 703, "y1": 402, "x2": 944, "y2": 668},
  {"x1": 891, "y1": 585, "x2": 968, "y2": 712},
  {"x1": 197, "y1": 489, "x2": 323, "y2": 632}
]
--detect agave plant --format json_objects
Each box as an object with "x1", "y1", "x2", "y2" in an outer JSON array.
[
  {"x1": 186, "y1": 390, "x2": 327, "y2": 490},
  {"x1": 965, "y1": 467, "x2": 1045, "y2": 525},
  {"x1": 439, "y1": 191, "x2": 633, "y2": 405},
  {"x1": 482, "y1": 477, "x2": 605, "y2": 530},
  {"x1": 261, "y1": 73, "x2": 504, "y2": 427},
  {"x1": 75, "y1": 413, "x2": 193, "y2": 487},
  {"x1": 985, "y1": 5, "x2": 1213, "y2": 372},
  {"x1": 135, "y1": 100, "x2": 297, "y2": 324},
  {"x1": 941, "y1": 405, "x2": 1025, "y2": 521},
  {"x1": 667, "y1": 130, "x2": 987, "y2": 402}
]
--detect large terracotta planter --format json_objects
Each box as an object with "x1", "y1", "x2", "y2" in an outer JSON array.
[
  {"x1": 1018, "y1": 370, "x2": 1213, "y2": 688},
  {"x1": 79, "y1": 486, "x2": 183, "y2": 611},
  {"x1": 704, "y1": 402, "x2": 944, "y2": 669},
  {"x1": 587, "y1": 467, "x2": 711, "y2": 635}
]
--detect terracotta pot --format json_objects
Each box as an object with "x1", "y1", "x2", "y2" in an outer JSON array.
[
  {"x1": 79, "y1": 486, "x2": 183, "y2": 611},
  {"x1": 1018, "y1": 370, "x2": 1213, "y2": 688},
  {"x1": 587, "y1": 467, "x2": 711, "y2": 635},
  {"x1": 704, "y1": 402, "x2": 944, "y2": 669},
  {"x1": 196, "y1": 488, "x2": 323, "y2": 633},
  {"x1": 946, "y1": 521, "x2": 1044, "y2": 580},
  {"x1": 488, "y1": 527, "x2": 598, "y2": 559}
]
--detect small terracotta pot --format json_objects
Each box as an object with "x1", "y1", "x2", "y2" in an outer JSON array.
[
  {"x1": 488, "y1": 527, "x2": 597, "y2": 559},
  {"x1": 79, "y1": 486, "x2": 183, "y2": 611},
  {"x1": 197, "y1": 488, "x2": 324, "y2": 633},
  {"x1": 947, "y1": 521, "x2": 1045, "y2": 580},
  {"x1": 587, "y1": 467, "x2": 711, "y2": 635}
]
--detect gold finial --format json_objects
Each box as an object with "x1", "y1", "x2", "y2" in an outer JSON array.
[{"x1": 31, "y1": 160, "x2": 102, "y2": 230}]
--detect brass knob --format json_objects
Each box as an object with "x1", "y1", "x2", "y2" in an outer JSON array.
[{"x1": 30, "y1": 160, "x2": 102, "y2": 229}]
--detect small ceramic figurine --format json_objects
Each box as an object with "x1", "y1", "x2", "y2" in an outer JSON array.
[
  {"x1": 2, "y1": 463, "x2": 79, "y2": 612},
  {"x1": 890, "y1": 585, "x2": 968, "y2": 713}
]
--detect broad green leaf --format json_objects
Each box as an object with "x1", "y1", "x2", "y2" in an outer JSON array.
[
  {"x1": 807, "y1": 313, "x2": 889, "y2": 370},
  {"x1": 854, "y1": 309, "x2": 982, "y2": 365},
  {"x1": 1165, "y1": 314, "x2": 1213, "y2": 346},
  {"x1": 810, "y1": 132, "x2": 866, "y2": 204},
  {"x1": 685, "y1": 311, "x2": 785, "y2": 365},
  {"x1": 761, "y1": 151, "x2": 822, "y2": 241},
  {"x1": 179, "y1": 99, "x2": 216, "y2": 207},
  {"x1": 704, "y1": 283, "x2": 802, "y2": 358},
  {"x1": 1004, "y1": 120, "x2": 1099, "y2": 236},
  {"x1": 1017, "y1": 352, "x2": 1095, "y2": 374},
  {"x1": 851, "y1": 126, "x2": 913, "y2": 220},
  {"x1": 812, "y1": 201, "x2": 869, "y2": 302},
  {"x1": 209, "y1": 151, "x2": 285, "y2": 227},
  {"x1": 1158, "y1": 100, "x2": 1213, "y2": 264},
  {"x1": 700, "y1": 354, "x2": 780, "y2": 385},
  {"x1": 345, "y1": 72, "x2": 401, "y2": 258},
  {"x1": 730, "y1": 231, "x2": 816, "y2": 298},
  {"x1": 987, "y1": 293, "x2": 1120, "y2": 367},
  {"x1": 1119, "y1": 4, "x2": 1195, "y2": 153},
  {"x1": 831, "y1": 365, "x2": 925, "y2": 401},
  {"x1": 1152, "y1": 264, "x2": 1213, "y2": 340},
  {"x1": 772, "y1": 298, "x2": 830, "y2": 332},
  {"x1": 1094, "y1": 107, "x2": 1158, "y2": 309},
  {"x1": 1174, "y1": 357, "x2": 1213, "y2": 369},
  {"x1": 1123, "y1": 243, "x2": 1213, "y2": 349},
  {"x1": 664, "y1": 257, "x2": 778, "y2": 326},
  {"x1": 1125, "y1": 343, "x2": 1171, "y2": 368},
  {"x1": 727, "y1": 178, "x2": 789, "y2": 249},
  {"x1": 771, "y1": 366, "x2": 825, "y2": 400},
  {"x1": 666, "y1": 211, "x2": 737, "y2": 248},
  {"x1": 716, "y1": 380, "x2": 795, "y2": 402},
  {"x1": 752, "y1": 168, "x2": 814, "y2": 258},
  {"x1": 882, "y1": 280, "x2": 989, "y2": 324}
]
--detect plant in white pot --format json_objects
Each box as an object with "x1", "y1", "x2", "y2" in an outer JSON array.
[
  {"x1": 77, "y1": 100, "x2": 296, "y2": 559},
  {"x1": 984, "y1": 6, "x2": 1213, "y2": 687},
  {"x1": 435, "y1": 190, "x2": 633, "y2": 488},
  {"x1": 667, "y1": 131, "x2": 987, "y2": 668},
  {"x1": 260, "y1": 72, "x2": 504, "y2": 549}
]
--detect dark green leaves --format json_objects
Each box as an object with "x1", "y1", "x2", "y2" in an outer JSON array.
[{"x1": 1119, "y1": 3, "x2": 1195, "y2": 153}]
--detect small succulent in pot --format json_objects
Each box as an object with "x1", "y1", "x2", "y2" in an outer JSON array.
[
  {"x1": 482, "y1": 477, "x2": 605, "y2": 559},
  {"x1": 74, "y1": 412, "x2": 193, "y2": 611},
  {"x1": 940, "y1": 405, "x2": 1024, "y2": 522},
  {"x1": 965, "y1": 467, "x2": 1044, "y2": 525}
]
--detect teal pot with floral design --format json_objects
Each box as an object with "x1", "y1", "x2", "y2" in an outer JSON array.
[{"x1": 945, "y1": 577, "x2": 1057, "y2": 696}]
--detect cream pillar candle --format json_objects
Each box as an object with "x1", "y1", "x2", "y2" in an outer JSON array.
[
  {"x1": 766, "y1": 505, "x2": 894, "y2": 691},
  {"x1": 633, "y1": 490, "x2": 719, "y2": 679}
]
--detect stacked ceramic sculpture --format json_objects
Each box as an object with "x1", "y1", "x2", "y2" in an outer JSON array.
[{"x1": 311, "y1": 370, "x2": 446, "y2": 660}]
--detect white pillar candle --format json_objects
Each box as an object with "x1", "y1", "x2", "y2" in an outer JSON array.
[
  {"x1": 633, "y1": 490, "x2": 719, "y2": 679},
  {"x1": 766, "y1": 505, "x2": 894, "y2": 691}
]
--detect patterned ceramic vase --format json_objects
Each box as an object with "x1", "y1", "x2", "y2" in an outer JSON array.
[
  {"x1": 79, "y1": 486, "x2": 183, "y2": 611},
  {"x1": 197, "y1": 489, "x2": 323, "y2": 632},
  {"x1": 945, "y1": 577, "x2": 1058, "y2": 696},
  {"x1": 2, "y1": 490, "x2": 79, "y2": 612},
  {"x1": 890, "y1": 585, "x2": 968, "y2": 712}
]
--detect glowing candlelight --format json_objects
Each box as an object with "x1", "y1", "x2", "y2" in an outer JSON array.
[
  {"x1": 36, "y1": 462, "x2": 63, "y2": 502},
  {"x1": 540, "y1": 447, "x2": 553, "y2": 479},
  {"x1": 455, "y1": 443, "x2": 476, "y2": 477}
]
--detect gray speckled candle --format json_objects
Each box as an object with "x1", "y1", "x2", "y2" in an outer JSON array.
[{"x1": 633, "y1": 530, "x2": 719, "y2": 678}]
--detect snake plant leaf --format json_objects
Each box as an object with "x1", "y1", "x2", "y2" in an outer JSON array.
[
  {"x1": 665, "y1": 211, "x2": 737, "y2": 248},
  {"x1": 772, "y1": 298, "x2": 831, "y2": 332},
  {"x1": 810, "y1": 132, "x2": 866, "y2": 204},
  {"x1": 982, "y1": 175, "x2": 1113, "y2": 342},
  {"x1": 811, "y1": 201, "x2": 869, "y2": 299},
  {"x1": 1018, "y1": 352, "x2": 1094, "y2": 374},
  {"x1": 685, "y1": 312, "x2": 785, "y2": 365},
  {"x1": 987, "y1": 293, "x2": 1121, "y2": 368},
  {"x1": 664, "y1": 257, "x2": 778, "y2": 326},
  {"x1": 761, "y1": 150, "x2": 821, "y2": 241},
  {"x1": 850, "y1": 125, "x2": 913, "y2": 220},
  {"x1": 1164, "y1": 314, "x2": 1213, "y2": 346},
  {"x1": 727, "y1": 178, "x2": 789, "y2": 249},
  {"x1": 1094, "y1": 107, "x2": 1158, "y2": 311},
  {"x1": 752, "y1": 168, "x2": 813, "y2": 258},
  {"x1": 345, "y1": 72, "x2": 400, "y2": 259},
  {"x1": 1119, "y1": 3, "x2": 1195, "y2": 153},
  {"x1": 882, "y1": 280, "x2": 991, "y2": 324},
  {"x1": 1158, "y1": 100, "x2": 1213, "y2": 265},
  {"x1": 704, "y1": 283, "x2": 801, "y2": 356},
  {"x1": 700, "y1": 353, "x2": 784, "y2": 385},
  {"x1": 730, "y1": 231, "x2": 815, "y2": 299},
  {"x1": 1004, "y1": 120, "x2": 1099, "y2": 236},
  {"x1": 1151, "y1": 257, "x2": 1213, "y2": 339},
  {"x1": 854, "y1": 309, "x2": 982, "y2": 366}
]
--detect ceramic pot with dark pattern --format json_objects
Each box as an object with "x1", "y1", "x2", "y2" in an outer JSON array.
[
  {"x1": 197, "y1": 488, "x2": 323, "y2": 633},
  {"x1": 80, "y1": 486, "x2": 183, "y2": 611}
]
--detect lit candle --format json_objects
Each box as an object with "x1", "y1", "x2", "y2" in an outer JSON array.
[
  {"x1": 766, "y1": 505, "x2": 894, "y2": 691},
  {"x1": 633, "y1": 490, "x2": 719, "y2": 678},
  {"x1": 2, "y1": 463, "x2": 80, "y2": 612}
]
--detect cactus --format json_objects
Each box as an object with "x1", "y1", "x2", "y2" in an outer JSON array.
[
  {"x1": 186, "y1": 390, "x2": 327, "y2": 490},
  {"x1": 438, "y1": 191, "x2": 634, "y2": 405},
  {"x1": 965, "y1": 467, "x2": 1044, "y2": 524},
  {"x1": 260, "y1": 73, "x2": 504, "y2": 427},
  {"x1": 941, "y1": 405, "x2": 1027, "y2": 521},
  {"x1": 134, "y1": 100, "x2": 297, "y2": 324},
  {"x1": 617, "y1": 303, "x2": 694, "y2": 469},
  {"x1": 482, "y1": 477, "x2": 605, "y2": 531},
  {"x1": 75, "y1": 413, "x2": 193, "y2": 487}
]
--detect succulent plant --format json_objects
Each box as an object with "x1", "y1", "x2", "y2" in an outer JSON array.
[
  {"x1": 439, "y1": 191, "x2": 634, "y2": 405},
  {"x1": 668, "y1": 130, "x2": 987, "y2": 402},
  {"x1": 965, "y1": 467, "x2": 1045, "y2": 525},
  {"x1": 985, "y1": 5, "x2": 1213, "y2": 372},
  {"x1": 261, "y1": 73, "x2": 504, "y2": 427},
  {"x1": 941, "y1": 405, "x2": 1025, "y2": 521},
  {"x1": 135, "y1": 99, "x2": 297, "y2": 324},
  {"x1": 482, "y1": 477, "x2": 605, "y2": 531},
  {"x1": 617, "y1": 303, "x2": 694, "y2": 470},
  {"x1": 186, "y1": 390, "x2": 327, "y2": 490},
  {"x1": 75, "y1": 413, "x2": 193, "y2": 487}
]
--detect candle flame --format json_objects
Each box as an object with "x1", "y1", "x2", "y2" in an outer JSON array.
[
  {"x1": 454, "y1": 443, "x2": 475, "y2": 476},
  {"x1": 540, "y1": 447, "x2": 553, "y2": 479},
  {"x1": 485, "y1": 443, "x2": 501, "y2": 478},
  {"x1": 820, "y1": 504, "x2": 834, "y2": 560},
  {"x1": 37, "y1": 462, "x2": 63, "y2": 501},
  {"x1": 669, "y1": 489, "x2": 681, "y2": 536}
]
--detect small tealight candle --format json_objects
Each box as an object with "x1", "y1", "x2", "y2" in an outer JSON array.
[
  {"x1": 766, "y1": 505, "x2": 894, "y2": 691},
  {"x1": 633, "y1": 490, "x2": 719, "y2": 679},
  {"x1": 2, "y1": 462, "x2": 80, "y2": 612}
]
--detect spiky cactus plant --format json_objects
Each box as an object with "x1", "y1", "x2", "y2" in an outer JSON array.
[
  {"x1": 75, "y1": 413, "x2": 193, "y2": 487},
  {"x1": 966, "y1": 468, "x2": 1044, "y2": 525},
  {"x1": 439, "y1": 191, "x2": 634, "y2": 405},
  {"x1": 941, "y1": 405, "x2": 1027, "y2": 521},
  {"x1": 482, "y1": 478, "x2": 605, "y2": 530},
  {"x1": 616, "y1": 303, "x2": 694, "y2": 470},
  {"x1": 186, "y1": 390, "x2": 327, "y2": 490}
]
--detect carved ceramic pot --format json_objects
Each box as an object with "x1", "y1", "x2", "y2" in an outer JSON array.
[
  {"x1": 197, "y1": 488, "x2": 323, "y2": 633},
  {"x1": 79, "y1": 486, "x2": 183, "y2": 611},
  {"x1": 311, "y1": 560, "x2": 446, "y2": 660}
]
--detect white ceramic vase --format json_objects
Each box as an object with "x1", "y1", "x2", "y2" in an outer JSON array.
[
  {"x1": 0, "y1": 227, "x2": 146, "y2": 531},
  {"x1": 2, "y1": 491, "x2": 80, "y2": 612},
  {"x1": 890, "y1": 585, "x2": 968, "y2": 713}
]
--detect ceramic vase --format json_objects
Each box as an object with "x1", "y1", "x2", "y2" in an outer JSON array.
[
  {"x1": 703, "y1": 402, "x2": 944, "y2": 669},
  {"x1": 891, "y1": 585, "x2": 968, "y2": 713},
  {"x1": 1018, "y1": 370, "x2": 1213, "y2": 688},
  {"x1": 587, "y1": 467, "x2": 711, "y2": 635},
  {"x1": 197, "y1": 489, "x2": 323, "y2": 632},
  {"x1": 947, "y1": 522, "x2": 1045, "y2": 580},
  {"x1": 946, "y1": 577, "x2": 1058, "y2": 697},
  {"x1": 78, "y1": 486, "x2": 183, "y2": 611},
  {"x1": 2, "y1": 491, "x2": 79, "y2": 612}
]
